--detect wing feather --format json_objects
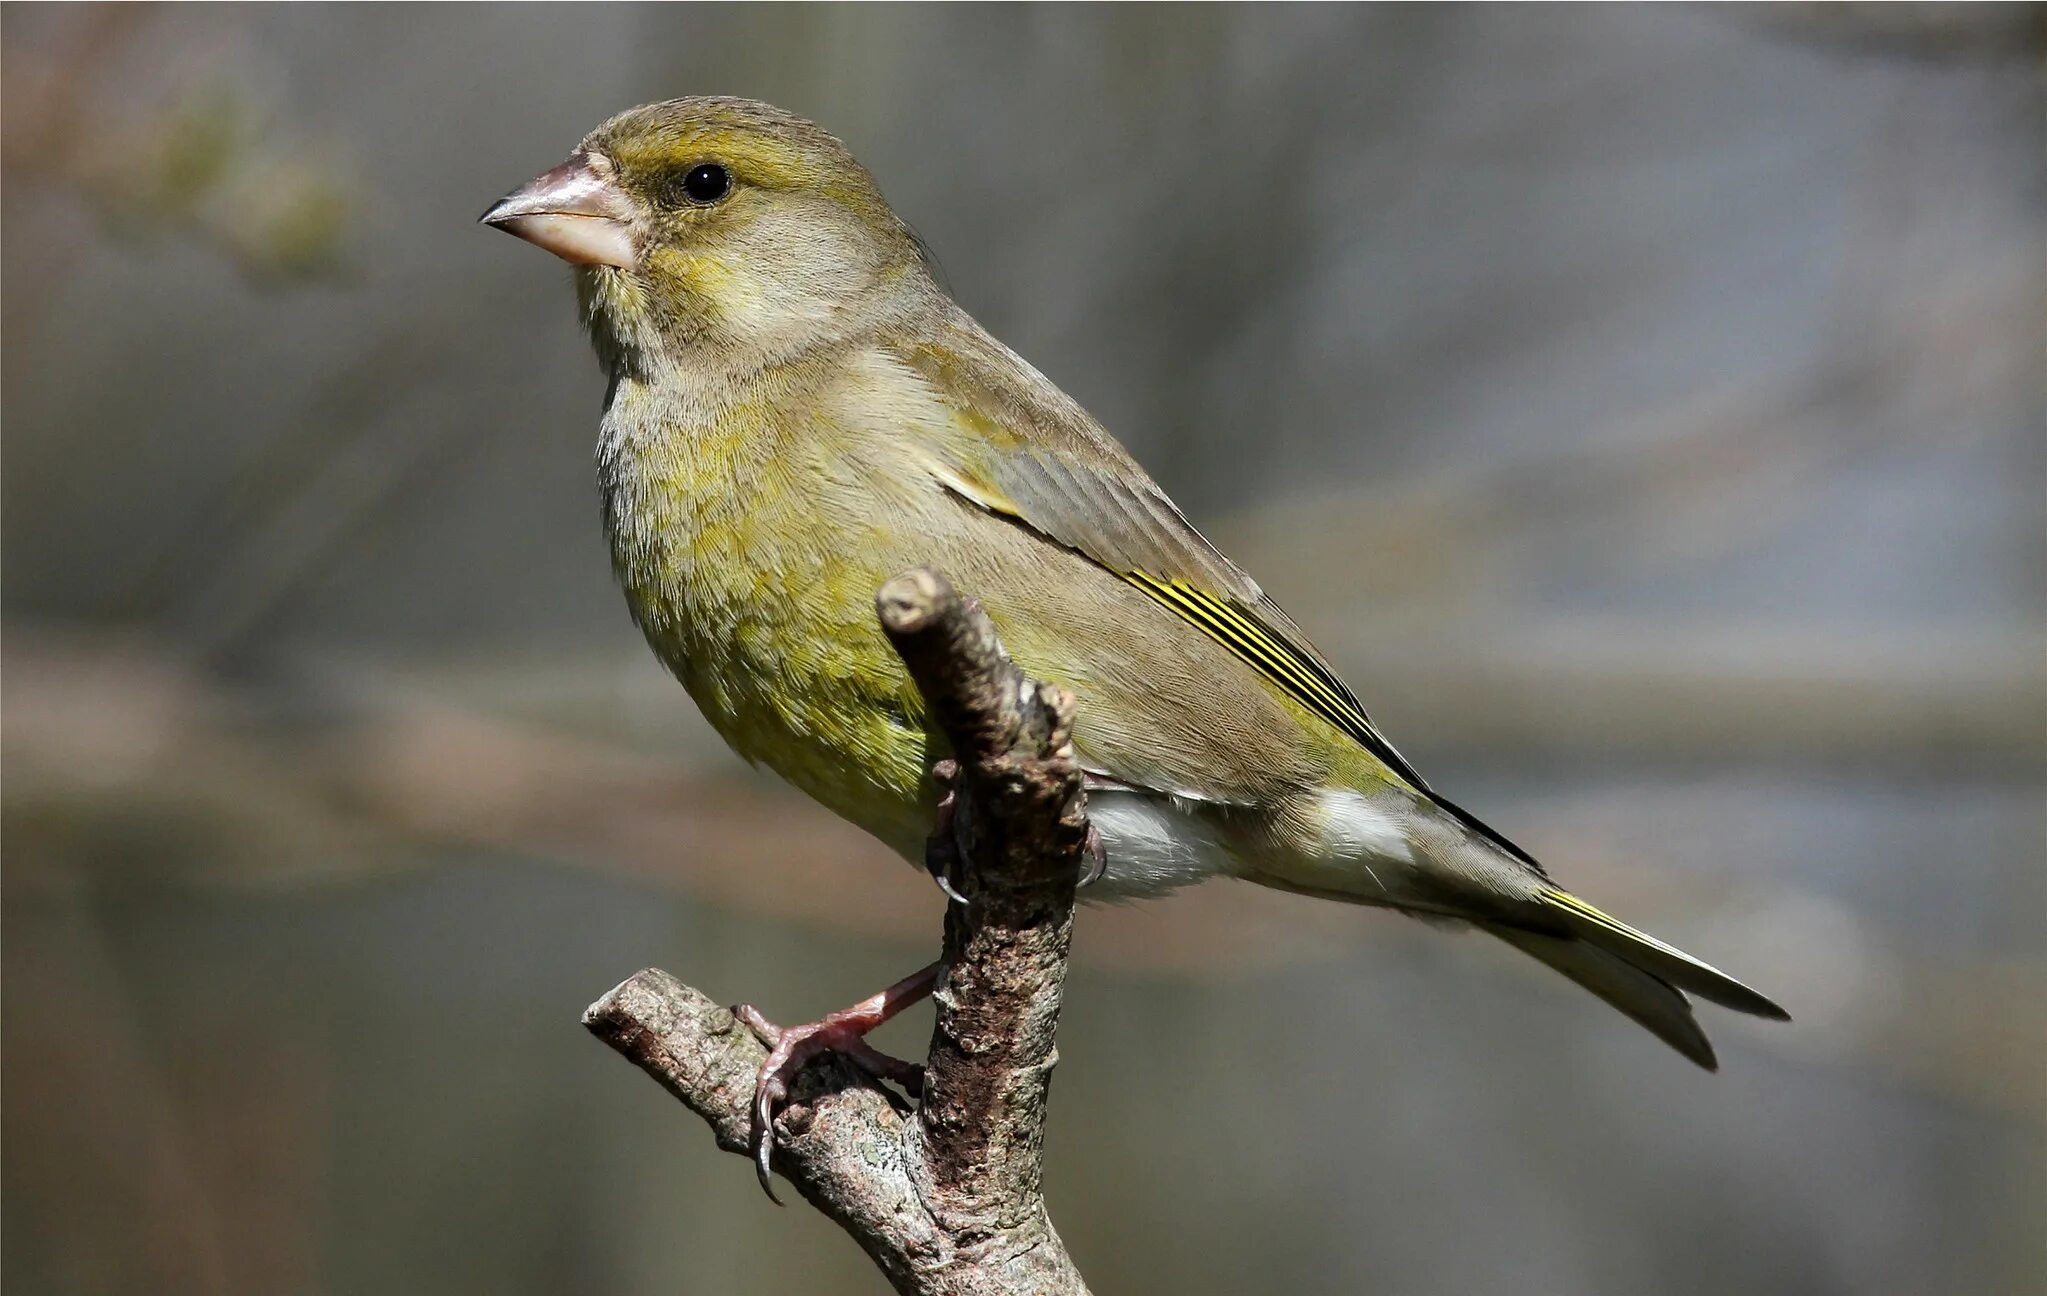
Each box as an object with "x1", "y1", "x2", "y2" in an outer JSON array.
[
  {"x1": 895, "y1": 319, "x2": 1547, "y2": 872},
  {"x1": 897, "y1": 329, "x2": 1418, "y2": 777}
]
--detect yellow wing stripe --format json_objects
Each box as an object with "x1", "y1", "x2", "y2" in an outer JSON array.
[
  {"x1": 1122, "y1": 570, "x2": 1422, "y2": 788},
  {"x1": 1542, "y1": 888, "x2": 1692, "y2": 962},
  {"x1": 1126, "y1": 574, "x2": 1353, "y2": 719},
  {"x1": 1120, "y1": 568, "x2": 1551, "y2": 872},
  {"x1": 1126, "y1": 573, "x2": 1354, "y2": 721}
]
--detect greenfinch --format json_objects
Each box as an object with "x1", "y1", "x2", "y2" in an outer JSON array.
[{"x1": 483, "y1": 96, "x2": 1785, "y2": 1130}]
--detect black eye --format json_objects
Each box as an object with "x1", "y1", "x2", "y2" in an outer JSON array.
[{"x1": 676, "y1": 162, "x2": 730, "y2": 205}]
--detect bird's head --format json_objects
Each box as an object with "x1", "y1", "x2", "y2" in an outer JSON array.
[{"x1": 483, "y1": 97, "x2": 926, "y2": 376}]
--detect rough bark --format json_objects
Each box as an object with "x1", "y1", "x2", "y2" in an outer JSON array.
[{"x1": 584, "y1": 567, "x2": 1092, "y2": 1296}]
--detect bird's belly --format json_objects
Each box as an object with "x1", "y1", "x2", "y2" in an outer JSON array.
[
  {"x1": 1084, "y1": 791, "x2": 1240, "y2": 898},
  {"x1": 647, "y1": 582, "x2": 936, "y2": 853},
  {"x1": 603, "y1": 449, "x2": 937, "y2": 855}
]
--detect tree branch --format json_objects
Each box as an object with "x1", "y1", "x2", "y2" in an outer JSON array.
[{"x1": 583, "y1": 567, "x2": 1093, "y2": 1296}]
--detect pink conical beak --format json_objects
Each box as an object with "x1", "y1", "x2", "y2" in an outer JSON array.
[{"x1": 480, "y1": 152, "x2": 637, "y2": 269}]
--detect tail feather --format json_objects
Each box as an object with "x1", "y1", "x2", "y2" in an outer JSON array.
[
  {"x1": 1482, "y1": 921, "x2": 1719, "y2": 1070},
  {"x1": 1539, "y1": 888, "x2": 1790, "y2": 1021}
]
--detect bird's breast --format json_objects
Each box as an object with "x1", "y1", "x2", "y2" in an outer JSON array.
[{"x1": 595, "y1": 372, "x2": 937, "y2": 851}]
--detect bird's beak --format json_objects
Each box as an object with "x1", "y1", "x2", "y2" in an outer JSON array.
[{"x1": 480, "y1": 152, "x2": 637, "y2": 269}]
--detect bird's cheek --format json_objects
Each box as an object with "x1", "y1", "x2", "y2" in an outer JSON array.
[{"x1": 638, "y1": 250, "x2": 750, "y2": 324}]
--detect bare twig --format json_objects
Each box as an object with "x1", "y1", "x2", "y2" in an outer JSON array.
[{"x1": 583, "y1": 567, "x2": 1092, "y2": 1296}]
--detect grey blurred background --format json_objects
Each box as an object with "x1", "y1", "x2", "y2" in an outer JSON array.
[{"x1": 4, "y1": 5, "x2": 2043, "y2": 1294}]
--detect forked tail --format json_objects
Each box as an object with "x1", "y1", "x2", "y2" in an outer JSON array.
[{"x1": 1483, "y1": 888, "x2": 1789, "y2": 1071}]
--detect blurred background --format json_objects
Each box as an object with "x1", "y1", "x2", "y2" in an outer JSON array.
[{"x1": 4, "y1": 5, "x2": 2043, "y2": 1294}]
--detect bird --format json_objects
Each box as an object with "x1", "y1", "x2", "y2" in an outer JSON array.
[{"x1": 482, "y1": 96, "x2": 1789, "y2": 1194}]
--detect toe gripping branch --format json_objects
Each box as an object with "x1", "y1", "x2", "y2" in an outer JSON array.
[
  {"x1": 585, "y1": 568, "x2": 1095, "y2": 1291},
  {"x1": 724, "y1": 568, "x2": 1093, "y2": 1207},
  {"x1": 732, "y1": 962, "x2": 940, "y2": 1202}
]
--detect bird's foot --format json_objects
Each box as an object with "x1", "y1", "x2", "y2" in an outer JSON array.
[
  {"x1": 1076, "y1": 772, "x2": 1118, "y2": 889},
  {"x1": 730, "y1": 961, "x2": 941, "y2": 1203},
  {"x1": 1078, "y1": 821, "x2": 1108, "y2": 889}
]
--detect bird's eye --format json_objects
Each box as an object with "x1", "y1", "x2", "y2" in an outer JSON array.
[{"x1": 673, "y1": 162, "x2": 731, "y2": 206}]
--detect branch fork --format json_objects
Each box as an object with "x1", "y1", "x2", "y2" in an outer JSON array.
[{"x1": 583, "y1": 567, "x2": 1094, "y2": 1296}]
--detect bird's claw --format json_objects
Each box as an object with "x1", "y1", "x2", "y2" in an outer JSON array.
[
  {"x1": 1078, "y1": 822, "x2": 1108, "y2": 889},
  {"x1": 731, "y1": 1003, "x2": 926, "y2": 1204},
  {"x1": 933, "y1": 869, "x2": 969, "y2": 906},
  {"x1": 751, "y1": 1071, "x2": 788, "y2": 1202}
]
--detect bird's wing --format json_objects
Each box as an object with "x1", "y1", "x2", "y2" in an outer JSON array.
[
  {"x1": 894, "y1": 325, "x2": 1548, "y2": 873},
  {"x1": 894, "y1": 332, "x2": 1436, "y2": 799}
]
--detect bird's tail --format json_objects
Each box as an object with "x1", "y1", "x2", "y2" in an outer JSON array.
[{"x1": 1480, "y1": 887, "x2": 1789, "y2": 1071}]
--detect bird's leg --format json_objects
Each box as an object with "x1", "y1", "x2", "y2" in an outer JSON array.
[{"x1": 731, "y1": 959, "x2": 942, "y2": 1202}]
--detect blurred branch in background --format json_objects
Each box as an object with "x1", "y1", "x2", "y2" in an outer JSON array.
[
  {"x1": 0, "y1": 6, "x2": 353, "y2": 287},
  {"x1": 6, "y1": 626, "x2": 2040, "y2": 1124},
  {"x1": 1741, "y1": 4, "x2": 2047, "y2": 62}
]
